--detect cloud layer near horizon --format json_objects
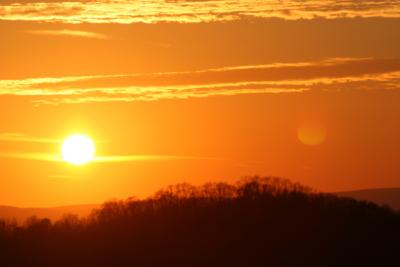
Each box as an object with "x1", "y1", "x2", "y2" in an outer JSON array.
[
  {"x1": 1, "y1": 58, "x2": 400, "y2": 104},
  {"x1": 1, "y1": 0, "x2": 400, "y2": 24}
]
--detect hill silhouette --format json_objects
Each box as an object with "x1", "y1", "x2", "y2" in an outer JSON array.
[
  {"x1": 335, "y1": 188, "x2": 400, "y2": 211},
  {"x1": 0, "y1": 177, "x2": 399, "y2": 267},
  {"x1": 0, "y1": 204, "x2": 99, "y2": 224}
]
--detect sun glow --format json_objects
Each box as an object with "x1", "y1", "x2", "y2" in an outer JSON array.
[{"x1": 61, "y1": 135, "x2": 95, "y2": 165}]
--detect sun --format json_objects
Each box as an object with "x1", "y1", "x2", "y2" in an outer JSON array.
[{"x1": 61, "y1": 135, "x2": 96, "y2": 165}]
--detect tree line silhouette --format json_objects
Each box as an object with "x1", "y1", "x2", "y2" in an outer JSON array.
[{"x1": 0, "y1": 176, "x2": 399, "y2": 267}]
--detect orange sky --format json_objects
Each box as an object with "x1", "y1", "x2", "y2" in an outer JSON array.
[{"x1": 1, "y1": 0, "x2": 400, "y2": 207}]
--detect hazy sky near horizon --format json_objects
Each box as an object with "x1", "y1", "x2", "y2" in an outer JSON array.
[{"x1": 1, "y1": 0, "x2": 400, "y2": 207}]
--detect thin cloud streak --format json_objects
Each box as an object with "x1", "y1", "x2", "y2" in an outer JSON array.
[
  {"x1": 48, "y1": 175, "x2": 74, "y2": 179},
  {"x1": 1, "y1": 58, "x2": 400, "y2": 104},
  {"x1": 0, "y1": 152, "x2": 219, "y2": 163},
  {"x1": 0, "y1": 0, "x2": 399, "y2": 24},
  {"x1": 0, "y1": 152, "x2": 62, "y2": 162},
  {"x1": 94, "y1": 155, "x2": 223, "y2": 163},
  {"x1": 26, "y1": 29, "x2": 109, "y2": 39},
  {"x1": 33, "y1": 88, "x2": 308, "y2": 105},
  {"x1": 0, "y1": 133, "x2": 60, "y2": 143}
]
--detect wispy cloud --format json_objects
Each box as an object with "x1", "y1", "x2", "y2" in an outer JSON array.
[
  {"x1": 26, "y1": 29, "x2": 109, "y2": 39},
  {"x1": 0, "y1": 0, "x2": 399, "y2": 24},
  {"x1": 1, "y1": 58, "x2": 400, "y2": 104},
  {"x1": 94, "y1": 155, "x2": 222, "y2": 163},
  {"x1": 0, "y1": 152, "x2": 218, "y2": 163},
  {"x1": 0, "y1": 132, "x2": 219, "y2": 162},
  {"x1": 0, "y1": 152, "x2": 61, "y2": 162},
  {"x1": 0, "y1": 133, "x2": 60, "y2": 143}
]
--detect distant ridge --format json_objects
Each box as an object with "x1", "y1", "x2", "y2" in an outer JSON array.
[
  {"x1": 0, "y1": 204, "x2": 99, "y2": 223},
  {"x1": 335, "y1": 188, "x2": 400, "y2": 211}
]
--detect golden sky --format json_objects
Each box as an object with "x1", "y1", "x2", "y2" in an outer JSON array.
[{"x1": 1, "y1": 0, "x2": 400, "y2": 207}]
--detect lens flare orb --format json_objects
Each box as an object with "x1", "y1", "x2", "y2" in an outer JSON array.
[{"x1": 297, "y1": 123, "x2": 327, "y2": 146}]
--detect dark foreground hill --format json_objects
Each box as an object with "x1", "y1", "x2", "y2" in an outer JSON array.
[{"x1": 0, "y1": 177, "x2": 399, "y2": 267}]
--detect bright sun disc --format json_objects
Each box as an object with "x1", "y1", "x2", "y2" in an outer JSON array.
[{"x1": 61, "y1": 135, "x2": 95, "y2": 165}]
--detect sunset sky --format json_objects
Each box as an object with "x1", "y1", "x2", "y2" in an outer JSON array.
[{"x1": 1, "y1": 0, "x2": 400, "y2": 207}]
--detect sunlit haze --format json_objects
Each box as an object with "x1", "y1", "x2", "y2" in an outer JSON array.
[{"x1": 0, "y1": 0, "x2": 400, "y2": 207}]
